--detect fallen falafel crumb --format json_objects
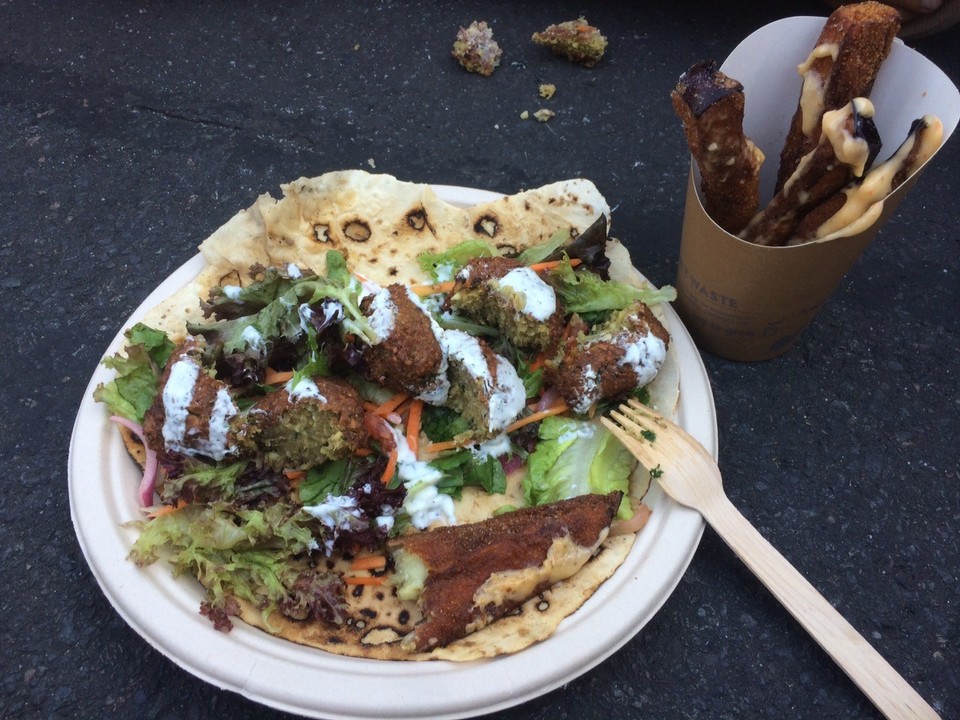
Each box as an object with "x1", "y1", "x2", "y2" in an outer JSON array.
[
  {"x1": 539, "y1": 83, "x2": 556, "y2": 99},
  {"x1": 452, "y1": 21, "x2": 502, "y2": 77},
  {"x1": 520, "y1": 110, "x2": 530, "y2": 120},
  {"x1": 532, "y1": 17, "x2": 607, "y2": 67},
  {"x1": 534, "y1": 109, "x2": 556, "y2": 123}
]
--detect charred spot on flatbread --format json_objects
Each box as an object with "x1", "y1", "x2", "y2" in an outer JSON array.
[
  {"x1": 405, "y1": 206, "x2": 434, "y2": 234},
  {"x1": 473, "y1": 213, "x2": 500, "y2": 238},
  {"x1": 343, "y1": 218, "x2": 372, "y2": 243}
]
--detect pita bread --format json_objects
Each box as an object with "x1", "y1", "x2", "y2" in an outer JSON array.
[
  {"x1": 144, "y1": 171, "x2": 610, "y2": 341},
  {"x1": 125, "y1": 171, "x2": 678, "y2": 662}
]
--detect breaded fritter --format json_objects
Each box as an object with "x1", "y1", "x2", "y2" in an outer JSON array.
[
  {"x1": 450, "y1": 256, "x2": 565, "y2": 352},
  {"x1": 443, "y1": 329, "x2": 526, "y2": 440},
  {"x1": 361, "y1": 284, "x2": 449, "y2": 403},
  {"x1": 239, "y1": 376, "x2": 368, "y2": 470},
  {"x1": 546, "y1": 302, "x2": 669, "y2": 414},
  {"x1": 142, "y1": 338, "x2": 240, "y2": 461},
  {"x1": 389, "y1": 491, "x2": 622, "y2": 652}
]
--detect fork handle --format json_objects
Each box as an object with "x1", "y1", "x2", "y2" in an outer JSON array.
[{"x1": 701, "y1": 494, "x2": 940, "y2": 720}]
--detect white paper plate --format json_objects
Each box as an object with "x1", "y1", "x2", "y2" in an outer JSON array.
[{"x1": 69, "y1": 185, "x2": 716, "y2": 719}]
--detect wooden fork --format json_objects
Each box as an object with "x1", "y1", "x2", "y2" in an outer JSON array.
[{"x1": 602, "y1": 398, "x2": 940, "y2": 720}]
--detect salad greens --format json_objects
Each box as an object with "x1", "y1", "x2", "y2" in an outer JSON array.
[
  {"x1": 94, "y1": 323, "x2": 174, "y2": 423},
  {"x1": 523, "y1": 416, "x2": 637, "y2": 519},
  {"x1": 417, "y1": 239, "x2": 498, "y2": 281},
  {"x1": 545, "y1": 259, "x2": 677, "y2": 314},
  {"x1": 98, "y1": 220, "x2": 673, "y2": 632}
]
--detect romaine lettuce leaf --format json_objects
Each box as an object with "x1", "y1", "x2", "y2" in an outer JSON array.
[{"x1": 523, "y1": 416, "x2": 636, "y2": 518}]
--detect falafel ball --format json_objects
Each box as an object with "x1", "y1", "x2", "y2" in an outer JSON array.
[
  {"x1": 545, "y1": 302, "x2": 670, "y2": 414},
  {"x1": 361, "y1": 283, "x2": 450, "y2": 404},
  {"x1": 142, "y1": 338, "x2": 240, "y2": 462},
  {"x1": 443, "y1": 329, "x2": 526, "y2": 440},
  {"x1": 239, "y1": 376, "x2": 368, "y2": 471},
  {"x1": 450, "y1": 257, "x2": 565, "y2": 352}
]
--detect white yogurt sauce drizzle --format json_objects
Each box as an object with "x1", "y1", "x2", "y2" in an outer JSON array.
[
  {"x1": 404, "y1": 286, "x2": 451, "y2": 404},
  {"x1": 617, "y1": 332, "x2": 667, "y2": 387},
  {"x1": 496, "y1": 267, "x2": 557, "y2": 320},
  {"x1": 161, "y1": 355, "x2": 238, "y2": 460},
  {"x1": 241, "y1": 325, "x2": 265, "y2": 352},
  {"x1": 366, "y1": 286, "x2": 397, "y2": 343},
  {"x1": 302, "y1": 495, "x2": 362, "y2": 554},
  {"x1": 390, "y1": 426, "x2": 456, "y2": 529},
  {"x1": 285, "y1": 377, "x2": 327, "y2": 402},
  {"x1": 441, "y1": 330, "x2": 526, "y2": 432}
]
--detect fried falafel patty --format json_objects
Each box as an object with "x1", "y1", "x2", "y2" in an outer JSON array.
[
  {"x1": 450, "y1": 257, "x2": 565, "y2": 352},
  {"x1": 442, "y1": 329, "x2": 526, "y2": 440},
  {"x1": 143, "y1": 338, "x2": 240, "y2": 462},
  {"x1": 239, "y1": 376, "x2": 368, "y2": 471},
  {"x1": 361, "y1": 283, "x2": 450, "y2": 404},
  {"x1": 546, "y1": 302, "x2": 670, "y2": 414}
]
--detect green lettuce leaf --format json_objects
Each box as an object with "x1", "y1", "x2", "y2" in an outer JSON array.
[
  {"x1": 129, "y1": 502, "x2": 316, "y2": 619},
  {"x1": 93, "y1": 323, "x2": 174, "y2": 423},
  {"x1": 545, "y1": 260, "x2": 676, "y2": 314},
  {"x1": 515, "y1": 228, "x2": 570, "y2": 265},
  {"x1": 523, "y1": 416, "x2": 636, "y2": 518},
  {"x1": 187, "y1": 250, "x2": 378, "y2": 375},
  {"x1": 429, "y1": 450, "x2": 507, "y2": 497},
  {"x1": 416, "y1": 239, "x2": 498, "y2": 281},
  {"x1": 300, "y1": 457, "x2": 371, "y2": 506},
  {"x1": 420, "y1": 405, "x2": 472, "y2": 443}
]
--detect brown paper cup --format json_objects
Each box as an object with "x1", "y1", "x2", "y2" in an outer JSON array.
[
  {"x1": 673, "y1": 16, "x2": 960, "y2": 362},
  {"x1": 676, "y1": 172, "x2": 916, "y2": 361}
]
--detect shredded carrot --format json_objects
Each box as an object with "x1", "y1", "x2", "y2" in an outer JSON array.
[
  {"x1": 528, "y1": 258, "x2": 581, "y2": 273},
  {"x1": 264, "y1": 368, "x2": 295, "y2": 385},
  {"x1": 344, "y1": 575, "x2": 386, "y2": 586},
  {"x1": 147, "y1": 499, "x2": 187, "y2": 519},
  {"x1": 354, "y1": 447, "x2": 373, "y2": 457},
  {"x1": 421, "y1": 438, "x2": 463, "y2": 456},
  {"x1": 381, "y1": 446, "x2": 399, "y2": 485},
  {"x1": 410, "y1": 280, "x2": 456, "y2": 297},
  {"x1": 374, "y1": 392, "x2": 410, "y2": 417},
  {"x1": 394, "y1": 397, "x2": 414, "y2": 417},
  {"x1": 406, "y1": 399, "x2": 424, "y2": 457},
  {"x1": 362, "y1": 401, "x2": 380, "y2": 413},
  {"x1": 504, "y1": 401, "x2": 569, "y2": 434},
  {"x1": 421, "y1": 400, "x2": 570, "y2": 455},
  {"x1": 284, "y1": 470, "x2": 307, "y2": 481},
  {"x1": 350, "y1": 555, "x2": 388, "y2": 571},
  {"x1": 527, "y1": 351, "x2": 549, "y2": 372}
]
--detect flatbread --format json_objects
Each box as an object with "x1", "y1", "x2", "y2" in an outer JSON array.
[
  {"x1": 126, "y1": 171, "x2": 679, "y2": 662},
  {"x1": 144, "y1": 171, "x2": 611, "y2": 341}
]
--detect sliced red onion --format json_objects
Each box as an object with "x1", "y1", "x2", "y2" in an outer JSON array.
[
  {"x1": 500, "y1": 454, "x2": 525, "y2": 476},
  {"x1": 610, "y1": 503, "x2": 652, "y2": 536},
  {"x1": 363, "y1": 412, "x2": 397, "y2": 452},
  {"x1": 109, "y1": 415, "x2": 159, "y2": 508},
  {"x1": 534, "y1": 386, "x2": 561, "y2": 413}
]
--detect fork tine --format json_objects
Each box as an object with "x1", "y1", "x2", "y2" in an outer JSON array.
[
  {"x1": 622, "y1": 398, "x2": 672, "y2": 431},
  {"x1": 600, "y1": 413, "x2": 658, "y2": 468}
]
